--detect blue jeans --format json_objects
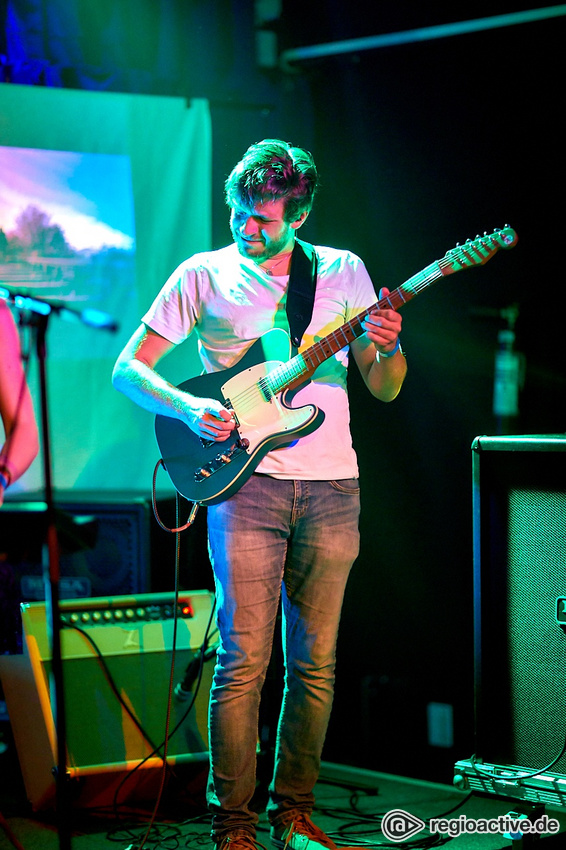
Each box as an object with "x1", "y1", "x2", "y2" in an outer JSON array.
[{"x1": 206, "y1": 473, "x2": 361, "y2": 837}]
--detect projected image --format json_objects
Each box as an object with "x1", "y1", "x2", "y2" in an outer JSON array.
[{"x1": 0, "y1": 146, "x2": 136, "y2": 357}]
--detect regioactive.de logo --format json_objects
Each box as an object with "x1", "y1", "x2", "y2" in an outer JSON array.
[
  {"x1": 381, "y1": 809, "x2": 426, "y2": 842},
  {"x1": 381, "y1": 809, "x2": 561, "y2": 842}
]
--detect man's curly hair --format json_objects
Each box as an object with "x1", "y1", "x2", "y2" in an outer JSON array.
[{"x1": 225, "y1": 139, "x2": 319, "y2": 223}]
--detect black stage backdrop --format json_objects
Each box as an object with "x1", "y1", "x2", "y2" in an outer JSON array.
[{"x1": 281, "y1": 1, "x2": 566, "y2": 780}]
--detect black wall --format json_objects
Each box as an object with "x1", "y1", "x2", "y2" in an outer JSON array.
[{"x1": 278, "y1": 1, "x2": 566, "y2": 780}]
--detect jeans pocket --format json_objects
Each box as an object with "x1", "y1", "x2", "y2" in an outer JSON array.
[{"x1": 329, "y1": 478, "x2": 360, "y2": 495}]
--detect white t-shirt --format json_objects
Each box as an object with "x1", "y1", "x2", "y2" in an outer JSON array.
[{"x1": 142, "y1": 243, "x2": 378, "y2": 480}]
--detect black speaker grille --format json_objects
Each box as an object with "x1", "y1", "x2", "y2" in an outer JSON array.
[
  {"x1": 505, "y1": 487, "x2": 566, "y2": 771},
  {"x1": 0, "y1": 499, "x2": 150, "y2": 600},
  {"x1": 474, "y1": 440, "x2": 566, "y2": 775},
  {"x1": 57, "y1": 507, "x2": 149, "y2": 597}
]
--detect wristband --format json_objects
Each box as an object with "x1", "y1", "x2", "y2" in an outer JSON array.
[
  {"x1": 377, "y1": 338, "x2": 401, "y2": 359},
  {"x1": 0, "y1": 462, "x2": 12, "y2": 490}
]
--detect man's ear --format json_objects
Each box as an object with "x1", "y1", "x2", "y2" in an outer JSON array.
[{"x1": 291, "y1": 210, "x2": 309, "y2": 230}]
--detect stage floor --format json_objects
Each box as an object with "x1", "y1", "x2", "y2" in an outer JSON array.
[{"x1": 2, "y1": 755, "x2": 566, "y2": 850}]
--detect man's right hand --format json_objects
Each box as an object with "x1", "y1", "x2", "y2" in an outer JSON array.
[
  {"x1": 113, "y1": 325, "x2": 237, "y2": 442},
  {"x1": 185, "y1": 398, "x2": 236, "y2": 442}
]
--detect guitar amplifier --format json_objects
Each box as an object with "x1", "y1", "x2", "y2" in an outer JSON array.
[
  {"x1": 454, "y1": 434, "x2": 566, "y2": 804},
  {"x1": 0, "y1": 591, "x2": 216, "y2": 810}
]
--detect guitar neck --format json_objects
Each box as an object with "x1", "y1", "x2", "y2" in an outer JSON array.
[
  {"x1": 267, "y1": 259, "x2": 444, "y2": 395},
  {"x1": 264, "y1": 224, "x2": 518, "y2": 396}
]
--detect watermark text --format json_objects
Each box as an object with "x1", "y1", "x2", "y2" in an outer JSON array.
[{"x1": 381, "y1": 808, "x2": 561, "y2": 842}]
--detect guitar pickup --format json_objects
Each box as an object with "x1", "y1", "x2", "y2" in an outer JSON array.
[{"x1": 224, "y1": 398, "x2": 240, "y2": 428}]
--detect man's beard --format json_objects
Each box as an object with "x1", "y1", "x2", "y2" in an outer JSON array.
[{"x1": 231, "y1": 227, "x2": 292, "y2": 263}]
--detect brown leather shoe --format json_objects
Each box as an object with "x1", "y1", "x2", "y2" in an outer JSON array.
[
  {"x1": 271, "y1": 814, "x2": 338, "y2": 849},
  {"x1": 217, "y1": 832, "x2": 267, "y2": 850}
]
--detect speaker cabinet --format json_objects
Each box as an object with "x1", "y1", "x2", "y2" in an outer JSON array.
[
  {"x1": 0, "y1": 494, "x2": 151, "y2": 601},
  {"x1": 0, "y1": 494, "x2": 152, "y2": 653},
  {"x1": 0, "y1": 591, "x2": 215, "y2": 810},
  {"x1": 472, "y1": 434, "x2": 566, "y2": 775}
]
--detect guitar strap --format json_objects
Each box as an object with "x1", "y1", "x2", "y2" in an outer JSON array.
[{"x1": 286, "y1": 237, "x2": 318, "y2": 351}]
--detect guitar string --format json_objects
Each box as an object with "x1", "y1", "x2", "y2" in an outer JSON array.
[
  {"x1": 223, "y1": 269, "x2": 433, "y2": 415},
  {"x1": 225, "y1": 262, "x2": 450, "y2": 411},
  {"x1": 224, "y1": 232, "x2": 509, "y2": 413}
]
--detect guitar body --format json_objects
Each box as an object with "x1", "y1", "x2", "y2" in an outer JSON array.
[{"x1": 155, "y1": 328, "x2": 325, "y2": 505}]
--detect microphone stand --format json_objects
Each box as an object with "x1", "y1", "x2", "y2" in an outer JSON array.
[
  {"x1": 2, "y1": 287, "x2": 119, "y2": 850},
  {"x1": 34, "y1": 310, "x2": 71, "y2": 850}
]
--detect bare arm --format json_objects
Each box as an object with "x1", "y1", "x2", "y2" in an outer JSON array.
[
  {"x1": 111, "y1": 324, "x2": 236, "y2": 441},
  {"x1": 0, "y1": 302, "x2": 40, "y2": 504},
  {"x1": 351, "y1": 287, "x2": 407, "y2": 401}
]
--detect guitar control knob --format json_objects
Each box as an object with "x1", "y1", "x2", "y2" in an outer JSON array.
[{"x1": 238, "y1": 438, "x2": 250, "y2": 450}]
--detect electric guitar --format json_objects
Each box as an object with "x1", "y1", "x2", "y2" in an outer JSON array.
[{"x1": 155, "y1": 226, "x2": 518, "y2": 505}]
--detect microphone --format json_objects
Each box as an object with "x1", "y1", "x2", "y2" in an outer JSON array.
[
  {"x1": 78, "y1": 308, "x2": 119, "y2": 332},
  {"x1": 174, "y1": 645, "x2": 218, "y2": 702},
  {"x1": 0, "y1": 287, "x2": 119, "y2": 332}
]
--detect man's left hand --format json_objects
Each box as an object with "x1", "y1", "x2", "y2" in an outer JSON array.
[{"x1": 362, "y1": 287, "x2": 402, "y2": 354}]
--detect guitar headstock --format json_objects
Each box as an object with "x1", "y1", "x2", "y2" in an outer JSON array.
[{"x1": 440, "y1": 226, "x2": 518, "y2": 275}]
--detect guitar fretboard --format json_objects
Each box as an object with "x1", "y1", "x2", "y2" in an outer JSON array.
[
  {"x1": 263, "y1": 260, "x2": 443, "y2": 396},
  {"x1": 261, "y1": 227, "x2": 517, "y2": 398}
]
